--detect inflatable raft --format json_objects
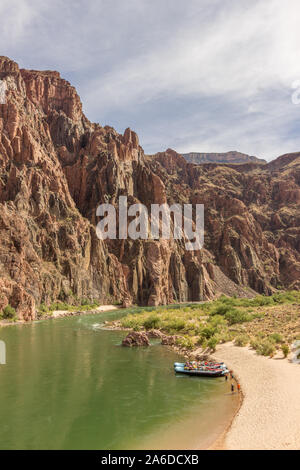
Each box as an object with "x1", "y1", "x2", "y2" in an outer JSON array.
[
  {"x1": 174, "y1": 361, "x2": 227, "y2": 370},
  {"x1": 174, "y1": 365, "x2": 228, "y2": 377}
]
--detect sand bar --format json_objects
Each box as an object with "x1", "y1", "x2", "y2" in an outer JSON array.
[{"x1": 212, "y1": 343, "x2": 300, "y2": 450}]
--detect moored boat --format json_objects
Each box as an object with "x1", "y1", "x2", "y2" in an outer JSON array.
[
  {"x1": 174, "y1": 361, "x2": 227, "y2": 370},
  {"x1": 174, "y1": 365, "x2": 228, "y2": 377}
]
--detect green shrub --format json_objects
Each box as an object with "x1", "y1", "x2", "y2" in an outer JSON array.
[
  {"x1": 255, "y1": 340, "x2": 275, "y2": 357},
  {"x1": 224, "y1": 308, "x2": 251, "y2": 325},
  {"x1": 207, "y1": 336, "x2": 218, "y2": 352},
  {"x1": 250, "y1": 339, "x2": 260, "y2": 350},
  {"x1": 208, "y1": 314, "x2": 226, "y2": 327},
  {"x1": 234, "y1": 335, "x2": 249, "y2": 347},
  {"x1": 143, "y1": 315, "x2": 161, "y2": 330},
  {"x1": 268, "y1": 333, "x2": 283, "y2": 344},
  {"x1": 168, "y1": 318, "x2": 187, "y2": 331},
  {"x1": 38, "y1": 303, "x2": 49, "y2": 314},
  {"x1": 121, "y1": 316, "x2": 143, "y2": 330},
  {"x1": 281, "y1": 344, "x2": 289, "y2": 358},
  {"x1": 200, "y1": 326, "x2": 217, "y2": 340},
  {"x1": 252, "y1": 295, "x2": 274, "y2": 307},
  {"x1": 175, "y1": 336, "x2": 194, "y2": 349},
  {"x1": 211, "y1": 304, "x2": 232, "y2": 316},
  {"x1": 2, "y1": 304, "x2": 16, "y2": 319},
  {"x1": 216, "y1": 330, "x2": 232, "y2": 344},
  {"x1": 272, "y1": 291, "x2": 300, "y2": 304}
]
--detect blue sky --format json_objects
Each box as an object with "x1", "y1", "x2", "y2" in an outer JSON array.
[{"x1": 1, "y1": 0, "x2": 300, "y2": 161}]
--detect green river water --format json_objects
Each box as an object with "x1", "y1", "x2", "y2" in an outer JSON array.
[{"x1": 0, "y1": 309, "x2": 238, "y2": 449}]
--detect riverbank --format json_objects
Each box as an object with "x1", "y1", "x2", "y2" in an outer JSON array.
[
  {"x1": 0, "y1": 304, "x2": 119, "y2": 326},
  {"x1": 51, "y1": 304, "x2": 118, "y2": 318},
  {"x1": 211, "y1": 343, "x2": 300, "y2": 450}
]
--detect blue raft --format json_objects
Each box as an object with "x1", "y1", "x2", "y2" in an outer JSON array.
[{"x1": 174, "y1": 361, "x2": 229, "y2": 378}]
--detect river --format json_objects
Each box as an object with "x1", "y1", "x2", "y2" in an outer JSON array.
[{"x1": 0, "y1": 309, "x2": 238, "y2": 449}]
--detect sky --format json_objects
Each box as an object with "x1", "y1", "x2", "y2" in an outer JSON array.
[{"x1": 1, "y1": 0, "x2": 300, "y2": 161}]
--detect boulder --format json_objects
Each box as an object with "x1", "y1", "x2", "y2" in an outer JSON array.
[{"x1": 122, "y1": 331, "x2": 150, "y2": 347}]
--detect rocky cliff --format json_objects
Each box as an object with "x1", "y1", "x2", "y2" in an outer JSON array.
[
  {"x1": 182, "y1": 151, "x2": 266, "y2": 165},
  {"x1": 0, "y1": 57, "x2": 299, "y2": 320}
]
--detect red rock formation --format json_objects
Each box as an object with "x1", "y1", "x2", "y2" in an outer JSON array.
[
  {"x1": 182, "y1": 150, "x2": 266, "y2": 165},
  {"x1": 122, "y1": 331, "x2": 150, "y2": 347},
  {"x1": 0, "y1": 56, "x2": 299, "y2": 320}
]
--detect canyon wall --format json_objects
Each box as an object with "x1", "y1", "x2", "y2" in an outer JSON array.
[{"x1": 0, "y1": 57, "x2": 299, "y2": 319}]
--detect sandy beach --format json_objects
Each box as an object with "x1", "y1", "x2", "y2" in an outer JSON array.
[
  {"x1": 212, "y1": 343, "x2": 300, "y2": 450},
  {"x1": 52, "y1": 304, "x2": 118, "y2": 318}
]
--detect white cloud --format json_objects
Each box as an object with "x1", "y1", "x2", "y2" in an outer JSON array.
[{"x1": 1, "y1": 0, "x2": 300, "y2": 160}]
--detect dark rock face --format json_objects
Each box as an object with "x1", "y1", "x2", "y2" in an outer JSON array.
[
  {"x1": 0, "y1": 56, "x2": 299, "y2": 320},
  {"x1": 122, "y1": 331, "x2": 150, "y2": 347}
]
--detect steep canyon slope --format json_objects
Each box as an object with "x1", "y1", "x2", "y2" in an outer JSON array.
[
  {"x1": 182, "y1": 151, "x2": 266, "y2": 165},
  {"x1": 0, "y1": 57, "x2": 299, "y2": 320}
]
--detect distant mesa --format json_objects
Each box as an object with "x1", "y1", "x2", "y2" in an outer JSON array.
[{"x1": 182, "y1": 151, "x2": 267, "y2": 165}]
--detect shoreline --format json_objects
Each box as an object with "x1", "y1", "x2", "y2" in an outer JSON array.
[
  {"x1": 51, "y1": 304, "x2": 118, "y2": 318},
  {"x1": 208, "y1": 373, "x2": 243, "y2": 450},
  {"x1": 0, "y1": 304, "x2": 119, "y2": 327},
  {"x1": 211, "y1": 343, "x2": 300, "y2": 450}
]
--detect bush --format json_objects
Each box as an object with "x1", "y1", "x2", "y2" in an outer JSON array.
[
  {"x1": 255, "y1": 340, "x2": 275, "y2": 357},
  {"x1": 234, "y1": 335, "x2": 249, "y2": 347},
  {"x1": 216, "y1": 330, "x2": 232, "y2": 344},
  {"x1": 49, "y1": 302, "x2": 69, "y2": 311},
  {"x1": 120, "y1": 316, "x2": 143, "y2": 330},
  {"x1": 167, "y1": 318, "x2": 186, "y2": 332},
  {"x1": 224, "y1": 308, "x2": 251, "y2": 325},
  {"x1": 2, "y1": 304, "x2": 16, "y2": 319},
  {"x1": 250, "y1": 339, "x2": 260, "y2": 350},
  {"x1": 208, "y1": 314, "x2": 226, "y2": 327},
  {"x1": 38, "y1": 303, "x2": 49, "y2": 314},
  {"x1": 200, "y1": 326, "x2": 217, "y2": 340},
  {"x1": 252, "y1": 295, "x2": 274, "y2": 307},
  {"x1": 143, "y1": 315, "x2": 161, "y2": 330},
  {"x1": 281, "y1": 344, "x2": 289, "y2": 358},
  {"x1": 207, "y1": 336, "x2": 218, "y2": 352},
  {"x1": 268, "y1": 333, "x2": 284, "y2": 344},
  {"x1": 175, "y1": 336, "x2": 194, "y2": 349},
  {"x1": 211, "y1": 304, "x2": 232, "y2": 316}
]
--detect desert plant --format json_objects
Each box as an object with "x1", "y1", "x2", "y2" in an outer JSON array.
[
  {"x1": 143, "y1": 314, "x2": 161, "y2": 330},
  {"x1": 207, "y1": 336, "x2": 218, "y2": 352},
  {"x1": 224, "y1": 308, "x2": 251, "y2": 325},
  {"x1": 200, "y1": 325, "x2": 217, "y2": 340},
  {"x1": 211, "y1": 303, "x2": 232, "y2": 316},
  {"x1": 2, "y1": 304, "x2": 16, "y2": 319},
  {"x1": 175, "y1": 336, "x2": 194, "y2": 349},
  {"x1": 268, "y1": 333, "x2": 284, "y2": 344},
  {"x1": 234, "y1": 334, "x2": 249, "y2": 347},
  {"x1": 281, "y1": 344, "x2": 289, "y2": 358},
  {"x1": 255, "y1": 340, "x2": 275, "y2": 357},
  {"x1": 38, "y1": 303, "x2": 49, "y2": 315},
  {"x1": 0, "y1": 304, "x2": 17, "y2": 320}
]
